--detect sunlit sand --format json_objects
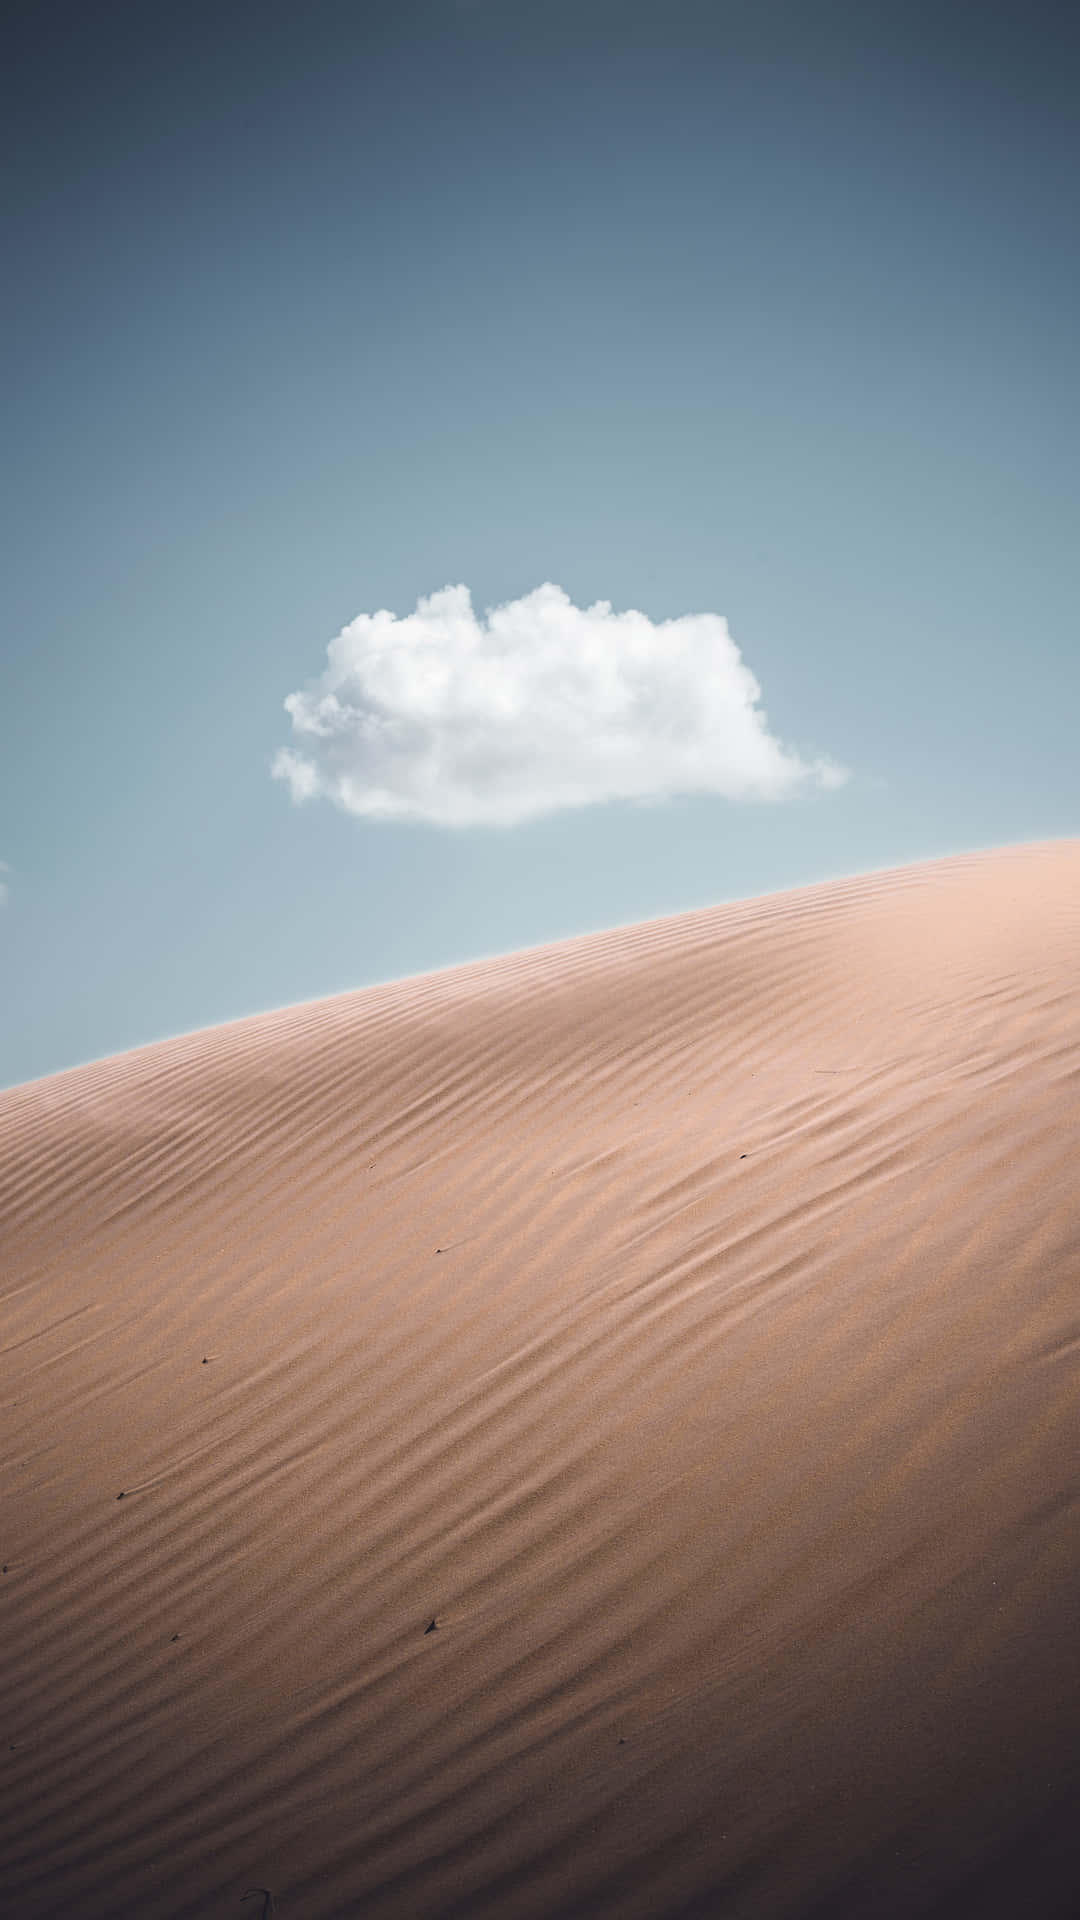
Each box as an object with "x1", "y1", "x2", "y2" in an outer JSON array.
[{"x1": 2, "y1": 841, "x2": 1079, "y2": 1916}]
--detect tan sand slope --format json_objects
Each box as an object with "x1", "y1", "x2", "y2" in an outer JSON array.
[{"x1": 2, "y1": 840, "x2": 1080, "y2": 1919}]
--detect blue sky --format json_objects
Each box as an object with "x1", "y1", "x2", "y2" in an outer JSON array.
[{"x1": 3, "y1": 0, "x2": 1078, "y2": 1089}]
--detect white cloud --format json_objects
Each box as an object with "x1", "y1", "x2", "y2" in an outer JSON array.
[{"x1": 273, "y1": 583, "x2": 846, "y2": 828}]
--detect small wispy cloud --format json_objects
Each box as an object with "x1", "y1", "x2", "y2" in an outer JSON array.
[
  {"x1": 0, "y1": 862, "x2": 9, "y2": 907},
  {"x1": 274, "y1": 583, "x2": 847, "y2": 828}
]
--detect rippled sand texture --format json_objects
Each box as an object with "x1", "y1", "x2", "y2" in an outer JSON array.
[{"x1": 2, "y1": 841, "x2": 1080, "y2": 1919}]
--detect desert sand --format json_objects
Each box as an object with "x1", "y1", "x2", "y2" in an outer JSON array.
[{"x1": 2, "y1": 840, "x2": 1079, "y2": 1918}]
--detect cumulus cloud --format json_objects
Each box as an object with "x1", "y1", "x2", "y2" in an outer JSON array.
[{"x1": 273, "y1": 583, "x2": 846, "y2": 828}]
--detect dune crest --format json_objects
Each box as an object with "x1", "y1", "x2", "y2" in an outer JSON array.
[{"x1": 2, "y1": 841, "x2": 1080, "y2": 1917}]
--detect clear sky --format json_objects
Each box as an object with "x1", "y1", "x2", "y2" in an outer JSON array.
[{"x1": 4, "y1": 0, "x2": 1078, "y2": 1090}]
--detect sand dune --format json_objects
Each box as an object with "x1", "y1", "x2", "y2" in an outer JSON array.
[{"x1": 2, "y1": 840, "x2": 1080, "y2": 1918}]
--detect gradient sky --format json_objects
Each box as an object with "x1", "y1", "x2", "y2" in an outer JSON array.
[{"x1": 4, "y1": 0, "x2": 1078, "y2": 1090}]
